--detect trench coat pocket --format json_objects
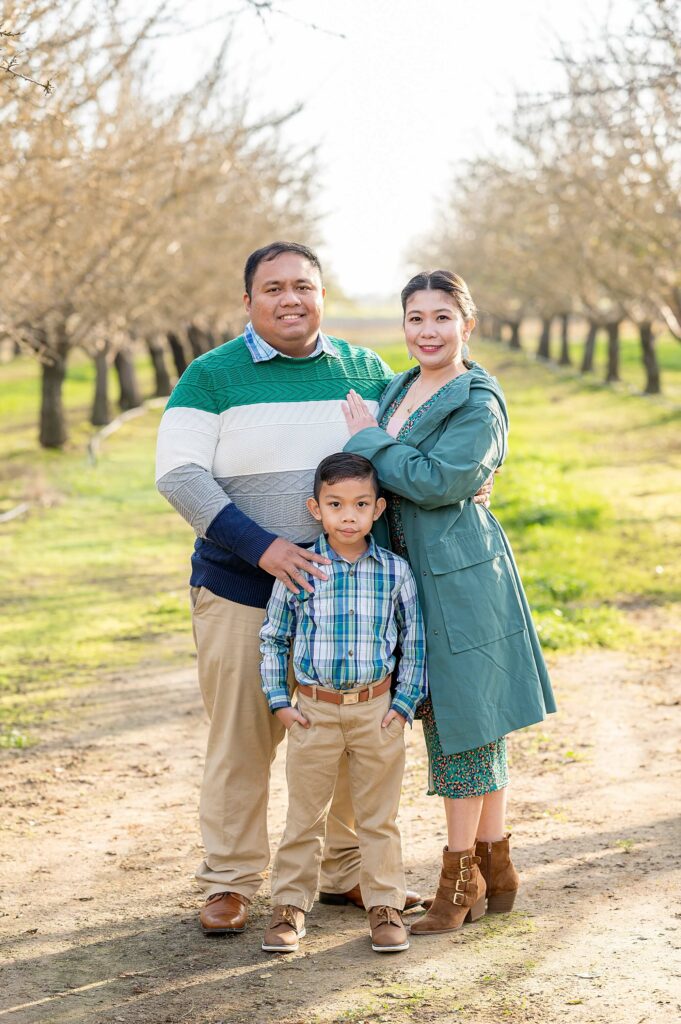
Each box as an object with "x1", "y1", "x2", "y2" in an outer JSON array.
[{"x1": 426, "y1": 528, "x2": 526, "y2": 654}]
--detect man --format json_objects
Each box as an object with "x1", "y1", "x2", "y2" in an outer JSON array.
[{"x1": 156, "y1": 242, "x2": 426, "y2": 934}]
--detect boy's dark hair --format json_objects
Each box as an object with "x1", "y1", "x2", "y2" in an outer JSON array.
[
  {"x1": 244, "y1": 241, "x2": 323, "y2": 298},
  {"x1": 313, "y1": 453, "x2": 379, "y2": 501}
]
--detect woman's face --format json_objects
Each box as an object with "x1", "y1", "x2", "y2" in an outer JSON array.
[{"x1": 403, "y1": 289, "x2": 474, "y2": 370}]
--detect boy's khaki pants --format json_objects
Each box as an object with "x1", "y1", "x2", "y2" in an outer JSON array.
[
  {"x1": 271, "y1": 689, "x2": 407, "y2": 913},
  {"x1": 191, "y1": 587, "x2": 360, "y2": 899}
]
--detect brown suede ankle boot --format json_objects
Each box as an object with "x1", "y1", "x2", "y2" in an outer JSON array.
[
  {"x1": 475, "y1": 832, "x2": 520, "y2": 913},
  {"x1": 410, "y1": 846, "x2": 486, "y2": 935}
]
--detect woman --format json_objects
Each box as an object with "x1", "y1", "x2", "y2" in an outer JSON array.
[{"x1": 342, "y1": 270, "x2": 556, "y2": 934}]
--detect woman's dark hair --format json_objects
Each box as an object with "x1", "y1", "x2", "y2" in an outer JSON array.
[
  {"x1": 400, "y1": 270, "x2": 477, "y2": 321},
  {"x1": 313, "y1": 453, "x2": 379, "y2": 501},
  {"x1": 244, "y1": 242, "x2": 322, "y2": 298}
]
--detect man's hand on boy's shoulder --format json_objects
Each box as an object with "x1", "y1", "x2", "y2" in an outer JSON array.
[
  {"x1": 275, "y1": 705, "x2": 310, "y2": 730},
  {"x1": 259, "y1": 537, "x2": 330, "y2": 595},
  {"x1": 381, "y1": 709, "x2": 407, "y2": 730}
]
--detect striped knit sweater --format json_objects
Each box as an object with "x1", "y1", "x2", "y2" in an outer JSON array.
[{"x1": 155, "y1": 333, "x2": 393, "y2": 607}]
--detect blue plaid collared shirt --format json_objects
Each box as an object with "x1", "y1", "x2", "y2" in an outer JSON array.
[
  {"x1": 259, "y1": 534, "x2": 428, "y2": 723},
  {"x1": 244, "y1": 321, "x2": 340, "y2": 362}
]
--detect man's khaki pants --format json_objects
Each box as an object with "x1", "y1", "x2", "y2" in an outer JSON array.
[
  {"x1": 191, "y1": 587, "x2": 360, "y2": 899},
  {"x1": 271, "y1": 689, "x2": 407, "y2": 913}
]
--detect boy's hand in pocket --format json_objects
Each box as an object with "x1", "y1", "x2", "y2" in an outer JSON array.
[
  {"x1": 275, "y1": 706, "x2": 310, "y2": 730},
  {"x1": 381, "y1": 709, "x2": 407, "y2": 730}
]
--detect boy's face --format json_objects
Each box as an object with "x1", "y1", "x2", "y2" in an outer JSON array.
[{"x1": 306, "y1": 476, "x2": 386, "y2": 552}]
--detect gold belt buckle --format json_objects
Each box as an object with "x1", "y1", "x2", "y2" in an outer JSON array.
[{"x1": 342, "y1": 691, "x2": 360, "y2": 705}]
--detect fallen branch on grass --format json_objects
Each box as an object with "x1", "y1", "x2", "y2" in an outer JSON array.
[
  {"x1": 0, "y1": 502, "x2": 30, "y2": 524},
  {"x1": 88, "y1": 398, "x2": 166, "y2": 465}
]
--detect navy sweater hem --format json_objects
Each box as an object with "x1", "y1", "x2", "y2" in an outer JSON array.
[{"x1": 189, "y1": 559, "x2": 275, "y2": 609}]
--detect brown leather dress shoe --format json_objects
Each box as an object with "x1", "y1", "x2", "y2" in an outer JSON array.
[
  {"x1": 319, "y1": 884, "x2": 423, "y2": 912},
  {"x1": 199, "y1": 891, "x2": 250, "y2": 934}
]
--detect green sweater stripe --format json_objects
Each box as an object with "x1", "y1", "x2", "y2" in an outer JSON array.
[{"x1": 165, "y1": 336, "x2": 392, "y2": 414}]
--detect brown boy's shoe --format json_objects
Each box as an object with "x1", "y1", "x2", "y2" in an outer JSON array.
[
  {"x1": 262, "y1": 905, "x2": 306, "y2": 953},
  {"x1": 319, "y1": 884, "x2": 424, "y2": 912},
  {"x1": 368, "y1": 906, "x2": 410, "y2": 953},
  {"x1": 200, "y1": 891, "x2": 249, "y2": 934}
]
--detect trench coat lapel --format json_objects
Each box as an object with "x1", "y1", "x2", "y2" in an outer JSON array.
[
  {"x1": 377, "y1": 368, "x2": 477, "y2": 448},
  {"x1": 375, "y1": 368, "x2": 418, "y2": 418}
]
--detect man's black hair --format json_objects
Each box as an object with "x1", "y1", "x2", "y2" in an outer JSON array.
[
  {"x1": 313, "y1": 453, "x2": 380, "y2": 502},
  {"x1": 244, "y1": 241, "x2": 323, "y2": 298}
]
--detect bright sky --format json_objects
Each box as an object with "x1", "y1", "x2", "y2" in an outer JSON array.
[{"x1": 158, "y1": 0, "x2": 635, "y2": 300}]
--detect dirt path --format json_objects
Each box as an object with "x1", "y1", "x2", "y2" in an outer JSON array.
[{"x1": 1, "y1": 647, "x2": 680, "y2": 1024}]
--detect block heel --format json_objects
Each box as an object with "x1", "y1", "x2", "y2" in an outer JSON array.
[
  {"x1": 487, "y1": 890, "x2": 517, "y2": 913},
  {"x1": 466, "y1": 894, "x2": 487, "y2": 922}
]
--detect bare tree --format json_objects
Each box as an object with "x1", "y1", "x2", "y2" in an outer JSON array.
[
  {"x1": 1, "y1": 2, "x2": 319, "y2": 444},
  {"x1": 416, "y1": 0, "x2": 679, "y2": 395}
]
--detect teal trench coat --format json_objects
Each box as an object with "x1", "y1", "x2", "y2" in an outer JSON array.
[{"x1": 345, "y1": 363, "x2": 556, "y2": 755}]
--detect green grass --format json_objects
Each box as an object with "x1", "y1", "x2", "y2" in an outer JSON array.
[
  {"x1": 0, "y1": 339, "x2": 679, "y2": 742},
  {"x1": 0, "y1": 350, "x2": 192, "y2": 739}
]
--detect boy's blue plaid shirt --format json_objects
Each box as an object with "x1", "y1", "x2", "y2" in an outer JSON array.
[{"x1": 259, "y1": 534, "x2": 428, "y2": 723}]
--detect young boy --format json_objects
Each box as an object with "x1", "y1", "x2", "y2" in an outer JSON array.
[{"x1": 259, "y1": 452, "x2": 427, "y2": 955}]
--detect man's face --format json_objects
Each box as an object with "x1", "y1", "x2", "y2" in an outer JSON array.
[{"x1": 244, "y1": 252, "x2": 325, "y2": 355}]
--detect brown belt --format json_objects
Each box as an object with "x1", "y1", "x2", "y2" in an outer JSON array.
[{"x1": 296, "y1": 675, "x2": 391, "y2": 706}]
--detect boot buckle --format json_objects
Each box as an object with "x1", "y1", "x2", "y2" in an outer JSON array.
[
  {"x1": 452, "y1": 892, "x2": 465, "y2": 906},
  {"x1": 459, "y1": 868, "x2": 471, "y2": 882},
  {"x1": 459, "y1": 855, "x2": 470, "y2": 868},
  {"x1": 455, "y1": 878, "x2": 467, "y2": 893}
]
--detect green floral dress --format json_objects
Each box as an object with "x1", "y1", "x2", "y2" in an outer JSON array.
[{"x1": 380, "y1": 375, "x2": 509, "y2": 800}]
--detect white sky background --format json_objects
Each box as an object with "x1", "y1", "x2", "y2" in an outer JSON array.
[{"x1": 151, "y1": 0, "x2": 636, "y2": 301}]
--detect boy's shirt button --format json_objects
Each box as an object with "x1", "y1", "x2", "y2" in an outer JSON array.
[
  {"x1": 349, "y1": 609, "x2": 355, "y2": 615},
  {"x1": 348, "y1": 649, "x2": 354, "y2": 656}
]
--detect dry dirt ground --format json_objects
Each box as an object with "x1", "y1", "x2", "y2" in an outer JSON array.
[{"x1": 1, "y1": 648, "x2": 680, "y2": 1024}]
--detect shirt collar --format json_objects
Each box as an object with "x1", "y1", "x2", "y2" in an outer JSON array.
[
  {"x1": 314, "y1": 532, "x2": 386, "y2": 566},
  {"x1": 244, "y1": 321, "x2": 340, "y2": 363}
]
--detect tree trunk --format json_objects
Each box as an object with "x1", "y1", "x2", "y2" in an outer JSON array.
[
  {"x1": 580, "y1": 321, "x2": 598, "y2": 373},
  {"x1": 638, "y1": 321, "x2": 661, "y2": 395},
  {"x1": 605, "y1": 321, "x2": 621, "y2": 383},
  {"x1": 146, "y1": 336, "x2": 173, "y2": 396},
  {"x1": 490, "y1": 317, "x2": 502, "y2": 343},
  {"x1": 508, "y1": 321, "x2": 522, "y2": 350},
  {"x1": 187, "y1": 322, "x2": 211, "y2": 359},
  {"x1": 558, "y1": 313, "x2": 571, "y2": 366},
  {"x1": 114, "y1": 349, "x2": 143, "y2": 410},
  {"x1": 167, "y1": 331, "x2": 188, "y2": 376},
  {"x1": 90, "y1": 350, "x2": 111, "y2": 426},
  {"x1": 537, "y1": 316, "x2": 553, "y2": 360},
  {"x1": 39, "y1": 338, "x2": 69, "y2": 448}
]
